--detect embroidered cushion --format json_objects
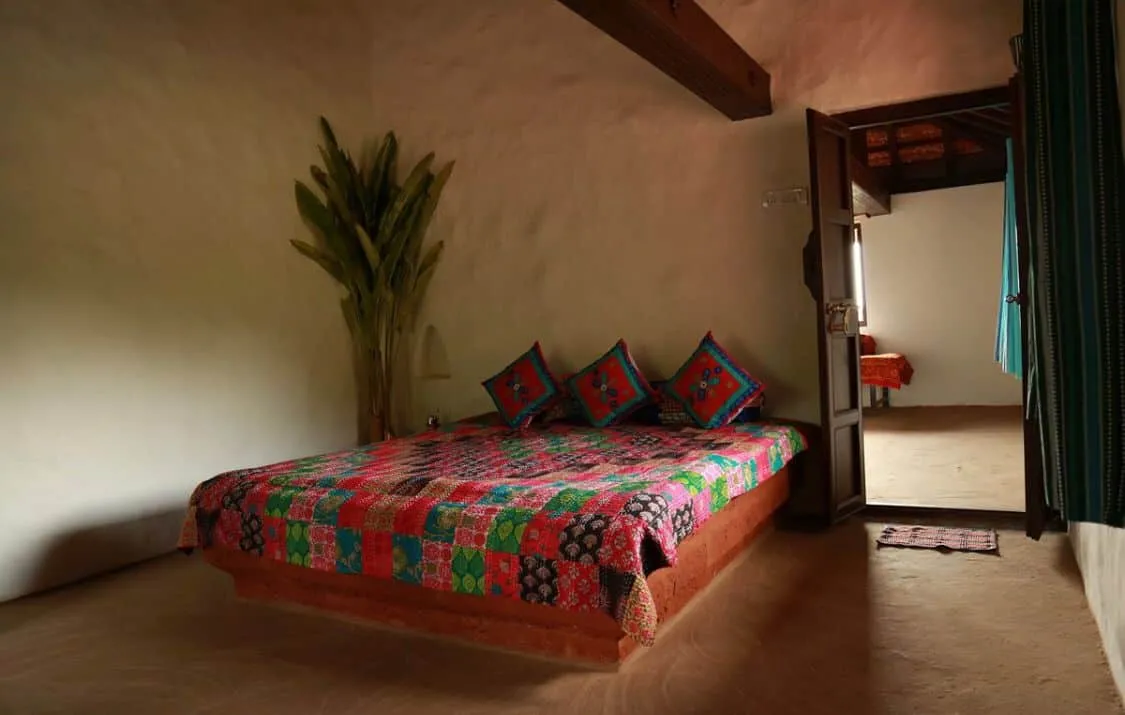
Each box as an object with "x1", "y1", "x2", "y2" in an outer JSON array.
[
  {"x1": 632, "y1": 381, "x2": 765, "y2": 426},
  {"x1": 482, "y1": 342, "x2": 560, "y2": 428},
  {"x1": 566, "y1": 340, "x2": 656, "y2": 427},
  {"x1": 537, "y1": 374, "x2": 582, "y2": 424},
  {"x1": 666, "y1": 333, "x2": 765, "y2": 429},
  {"x1": 629, "y1": 381, "x2": 691, "y2": 426}
]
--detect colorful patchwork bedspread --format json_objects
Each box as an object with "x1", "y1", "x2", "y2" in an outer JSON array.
[{"x1": 179, "y1": 421, "x2": 805, "y2": 646}]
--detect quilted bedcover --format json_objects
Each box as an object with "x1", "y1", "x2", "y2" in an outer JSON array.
[{"x1": 179, "y1": 421, "x2": 805, "y2": 646}]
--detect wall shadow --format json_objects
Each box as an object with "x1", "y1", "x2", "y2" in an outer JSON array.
[{"x1": 4, "y1": 507, "x2": 185, "y2": 604}]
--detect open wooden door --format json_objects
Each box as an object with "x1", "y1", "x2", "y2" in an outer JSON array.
[{"x1": 802, "y1": 108, "x2": 866, "y2": 524}]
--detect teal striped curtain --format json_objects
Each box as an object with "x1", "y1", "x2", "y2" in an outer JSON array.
[
  {"x1": 1023, "y1": 0, "x2": 1125, "y2": 527},
  {"x1": 995, "y1": 138, "x2": 1023, "y2": 379}
]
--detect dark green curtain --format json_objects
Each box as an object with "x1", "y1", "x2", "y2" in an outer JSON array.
[{"x1": 1022, "y1": 0, "x2": 1124, "y2": 527}]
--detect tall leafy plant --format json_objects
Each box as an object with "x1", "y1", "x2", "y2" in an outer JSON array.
[{"x1": 292, "y1": 117, "x2": 451, "y2": 444}]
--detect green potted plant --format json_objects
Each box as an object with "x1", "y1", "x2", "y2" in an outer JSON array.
[{"x1": 292, "y1": 118, "x2": 452, "y2": 444}]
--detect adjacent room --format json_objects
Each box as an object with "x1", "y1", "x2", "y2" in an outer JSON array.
[
  {"x1": 844, "y1": 98, "x2": 1026, "y2": 512},
  {"x1": 859, "y1": 184, "x2": 1025, "y2": 512},
  {"x1": 1, "y1": 1, "x2": 1123, "y2": 714},
  {"x1": 833, "y1": 90, "x2": 1028, "y2": 515},
  {"x1": 837, "y1": 92, "x2": 1030, "y2": 514}
]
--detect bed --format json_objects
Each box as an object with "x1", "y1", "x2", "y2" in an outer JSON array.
[{"x1": 180, "y1": 420, "x2": 807, "y2": 663}]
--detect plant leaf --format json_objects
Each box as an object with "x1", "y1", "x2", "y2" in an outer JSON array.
[
  {"x1": 296, "y1": 179, "x2": 367, "y2": 292},
  {"x1": 403, "y1": 249, "x2": 442, "y2": 331},
  {"x1": 311, "y1": 121, "x2": 371, "y2": 286},
  {"x1": 318, "y1": 145, "x2": 354, "y2": 217},
  {"x1": 294, "y1": 181, "x2": 335, "y2": 247},
  {"x1": 414, "y1": 160, "x2": 454, "y2": 249},
  {"x1": 310, "y1": 165, "x2": 330, "y2": 194},
  {"x1": 318, "y1": 116, "x2": 340, "y2": 154},
  {"x1": 378, "y1": 152, "x2": 434, "y2": 245},
  {"x1": 290, "y1": 239, "x2": 346, "y2": 285},
  {"x1": 385, "y1": 187, "x2": 429, "y2": 291},
  {"x1": 318, "y1": 117, "x2": 358, "y2": 213},
  {"x1": 416, "y1": 240, "x2": 444, "y2": 280},
  {"x1": 354, "y1": 223, "x2": 383, "y2": 281},
  {"x1": 365, "y1": 132, "x2": 398, "y2": 232}
]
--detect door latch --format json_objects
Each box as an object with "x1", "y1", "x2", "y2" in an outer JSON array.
[{"x1": 826, "y1": 302, "x2": 858, "y2": 336}]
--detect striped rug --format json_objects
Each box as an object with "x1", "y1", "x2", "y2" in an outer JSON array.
[{"x1": 876, "y1": 525, "x2": 999, "y2": 553}]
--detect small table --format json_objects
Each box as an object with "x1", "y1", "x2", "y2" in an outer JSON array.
[{"x1": 860, "y1": 353, "x2": 915, "y2": 408}]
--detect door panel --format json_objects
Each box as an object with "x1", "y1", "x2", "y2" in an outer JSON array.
[
  {"x1": 823, "y1": 224, "x2": 855, "y2": 297},
  {"x1": 832, "y1": 426, "x2": 863, "y2": 496},
  {"x1": 832, "y1": 339, "x2": 858, "y2": 409},
  {"x1": 1010, "y1": 72, "x2": 1051, "y2": 537},
  {"x1": 806, "y1": 108, "x2": 866, "y2": 523}
]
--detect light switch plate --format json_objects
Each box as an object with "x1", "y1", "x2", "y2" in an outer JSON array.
[{"x1": 762, "y1": 187, "x2": 809, "y2": 208}]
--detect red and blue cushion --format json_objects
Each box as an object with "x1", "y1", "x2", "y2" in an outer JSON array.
[
  {"x1": 482, "y1": 342, "x2": 560, "y2": 428},
  {"x1": 566, "y1": 340, "x2": 656, "y2": 427},
  {"x1": 666, "y1": 332, "x2": 765, "y2": 429}
]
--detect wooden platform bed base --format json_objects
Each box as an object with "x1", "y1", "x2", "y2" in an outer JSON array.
[{"x1": 205, "y1": 467, "x2": 789, "y2": 664}]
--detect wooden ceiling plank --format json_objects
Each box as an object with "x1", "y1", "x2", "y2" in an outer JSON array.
[
  {"x1": 874, "y1": 148, "x2": 1007, "y2": 194},
  {"x1": 976, "y1": 106, "x2": 1012, "y2": 123},
  {"x1": 556, "y1": 0, "x2": 772, "y2": 120},
  {"x1": 956, "y1": 111, "x2": 1011, "y2": 136},
  {"x1": 964, "y1": 110, "x2": 1011, "y2": 132},
  {"x1": 832, "y1": 86, "x2": 1010, "y2": 129},
  {"x1": 942, "y1": 117, "x2": 1006, "y2": 146},
  {"x1": 887, "y1": 171, "x2": 1007, "y2": 194}
]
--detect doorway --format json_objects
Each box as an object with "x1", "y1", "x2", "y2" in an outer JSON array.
[
  {"x1": 855, "y1": 183, "x2": 1024, "y2": 512},
  {"x1": 808, "y1": 87, "x2": 1031, "y2": 520}
]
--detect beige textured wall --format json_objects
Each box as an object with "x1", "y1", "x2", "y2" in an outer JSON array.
[
  {"x1": 1070, "y1": 3, "x2": 1125, "y2": 704},
  {"x1": 383, "y1": 0, "x2": 1021, "y2": 425},
  {"x1": 0, "y1": 0, "x2": 370, "y2": 601},
  {"x1": 859, "y1": 184, "x2": 1022, "y2": 406},
  {"x1": 1072, "y1": 523, "x2": 1125, "y2": 702},
  {"x1": 0, "y1": 0, "x2": 1020, "y2": 601}
]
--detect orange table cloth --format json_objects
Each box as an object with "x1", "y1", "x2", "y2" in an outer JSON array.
[{"x1": 860, "y1": 353, "x2": 915, "y2": 390}]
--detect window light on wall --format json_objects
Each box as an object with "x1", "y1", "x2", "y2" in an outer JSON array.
[{"x1": 852, "y1": 223, "x2": 868, "y2": 327}]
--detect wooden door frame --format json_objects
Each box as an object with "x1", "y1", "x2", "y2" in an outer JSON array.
[
  {"x1": 804, "y1": 109, "x2": 867, "y2": 525},
  {"x1": 827, "y1": 85, "x2": 1051, "y2": 530},
  {"x1": 1009, "y1": 71, "x2": 1058, "y2": 537}
]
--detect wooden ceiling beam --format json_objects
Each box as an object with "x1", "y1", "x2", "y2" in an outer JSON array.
[
  {"x1": 851, "y1": 155, "x2": 891, "y2": 217},
  {"x1": 871, "y1": 149, "x2": 1007, "y2": 194},
  {"x1": 885, "y1": 170, "x2": 1006, "y2": 194},
  {"x1": 556, "y1": 0, "x2": 772, "y2": 120},
  {"x1": 832, "y1": 86, "x2": 1010, "y2": 129}
]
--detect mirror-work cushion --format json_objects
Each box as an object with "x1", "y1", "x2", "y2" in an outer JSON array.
[
  {"x1": 566, "y1": 340, "x2": 656, "y2": 427},
  {"x1": 666, "y1": 332, "x2": 764, "y2": 429},
  {"x1": 482, "y1": 342, "x2": 560, "y2": 428}
]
